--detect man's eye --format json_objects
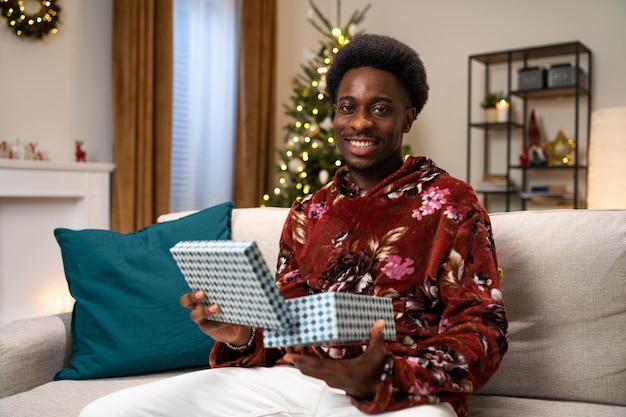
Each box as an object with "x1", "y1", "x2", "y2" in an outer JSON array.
[
  {"x1": 339, "y1": 105, "x2": 354, "y2": 112},
  {"x1": 372, "y1": 106, "x2": 389, "y2": 114}
]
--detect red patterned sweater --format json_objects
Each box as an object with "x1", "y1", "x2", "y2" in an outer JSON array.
[{"x1": 210, "y1": 156, "x2": 508, "y2": 416}]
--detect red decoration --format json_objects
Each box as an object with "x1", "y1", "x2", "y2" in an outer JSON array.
[
  {"x1": 75, "y1": 140, "x2": 87, "y2": 162},
  {"x1": 526, "y1": 110, "x2": 547, "y2": 166}
]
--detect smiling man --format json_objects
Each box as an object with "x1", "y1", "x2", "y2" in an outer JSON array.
[{"x1": 79, "y1": 34, "x2": 508, "y2": 417}]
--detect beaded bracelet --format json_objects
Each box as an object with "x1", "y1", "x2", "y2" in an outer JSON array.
[
  {"x1": 225, "y1": 327, "x2": 256, "y2": 351},
  {"x1": 380, "y1": 351, "x2": 395, "y2": 383}
]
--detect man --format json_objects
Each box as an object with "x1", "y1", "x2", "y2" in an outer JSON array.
[{"x1": 80, "y1": 34, "x2": 507, "y2": 417}]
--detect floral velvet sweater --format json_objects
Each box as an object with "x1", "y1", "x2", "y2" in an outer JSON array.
[{"x1": 210, "y1": 156, "x2": 509, "y2": 417}]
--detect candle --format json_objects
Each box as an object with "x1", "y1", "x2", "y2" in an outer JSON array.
[{"x1": 496, "y1": 99, "x2": 510, "y2": 122}]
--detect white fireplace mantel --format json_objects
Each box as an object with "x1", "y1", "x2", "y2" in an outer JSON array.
[
  {"x1": 0, "y1": 159, "x2": 115, "y2": 197},
  {"x1": 0, "y1": 159, "x2": 115, "y2": 325}
]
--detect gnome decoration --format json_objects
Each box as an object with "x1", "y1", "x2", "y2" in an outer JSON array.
[{"x1": 526, "y1": 110, "x2": 547, "y2": 166}]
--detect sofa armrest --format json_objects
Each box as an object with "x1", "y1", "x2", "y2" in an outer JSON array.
[{"x1": 0, "y1": 313, "x2": 72, "y2": 398}]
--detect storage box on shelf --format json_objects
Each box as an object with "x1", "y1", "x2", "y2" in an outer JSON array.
[{"x1": 467, "y1": 41, "x2": 592, "y2": 212}]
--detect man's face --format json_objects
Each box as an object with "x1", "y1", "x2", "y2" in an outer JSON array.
[{"x1": 333, "y1": 67, "x2": 416, "y2": 185}]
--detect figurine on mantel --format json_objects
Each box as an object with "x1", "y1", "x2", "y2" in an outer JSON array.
[
  {"x1": 27, "y1": 142, "x2": 45, "y2": 160},
  {"x1": 0, "y1": 141, "x2": 13, "y2": 159},
  {"x1": 0, "y1": 139, "x2": 48, "y2": 160},
  {"x1": 75, "y1": 140, "x2": 87, "y2": 162}
]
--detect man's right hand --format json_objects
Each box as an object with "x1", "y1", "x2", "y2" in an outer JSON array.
[{"x1": 179, "y1": 291, "x2": 253, "y2": 346}]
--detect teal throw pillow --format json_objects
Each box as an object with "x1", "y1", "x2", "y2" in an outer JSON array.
[{"x1": 53, "y1": 201, "x2": 233, "y2": 380}]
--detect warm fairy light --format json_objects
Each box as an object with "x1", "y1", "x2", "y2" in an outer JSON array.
[
  {"x1": 302, "y1": 152, "x2": 309, "y2": 161},
  {"x1": 286, "y1": 150, "x2": 293, "y2": 157},
  {"x1": 280, "y1": 163, "x2": 287, "y2": 171},
  {"x1": 303, "y1": 122, "x2": 310, "y2": 129},
  {"x1": 335, "y1": 160, "x2": 342, "y2": 166},
  {"x1": 295, "y1": 121, "x2": 302, "y2": 128},
  {"x1": 304, "y1": 136, "x2": 311, "y2": 143},
  {"x1": 328, "y1": 137, "x2": 335, "y2": 144},
  {"x1": 279, "y1": 177, "x2": 286, "y2": 184},
  {"x1": 331, "y1": 27, "x2": 342, "y2": 37},
  {"x1": 54, "y1": 294, "x2": 74, "y2": 313},
  {"x1": 312, "y1": 108, "x2": 319, "y2": 115},
  {"x1": 303, "y1": 185, "x2": 311, "y2": 194},
  {"x1": 296, "y1": 105, "x2": 303, "y2": 111},
  {"x1": 324, "y1": 57, "x2": 331, "y2": 65},
  {"x1": 311, "y1": 80, "x2": 318, "y2": 87},
  {"x1": 317, "y1": 93, "x2": 325, "y2": 100}
]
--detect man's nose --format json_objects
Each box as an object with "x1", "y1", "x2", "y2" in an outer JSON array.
[{"x1": 349, "y1": 109, "x2": 374, "y2": 131}]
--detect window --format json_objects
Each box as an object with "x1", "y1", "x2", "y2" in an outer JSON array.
[{"x1": 170, "y1": 0, "x2": 240, "y2": 212}]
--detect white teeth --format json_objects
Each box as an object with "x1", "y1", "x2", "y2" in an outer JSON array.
[{"x1": 350, "y1": 140, "x2": 375, "y2": 148}]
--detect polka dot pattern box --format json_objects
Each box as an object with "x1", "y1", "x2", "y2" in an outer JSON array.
[{"x1": 170, "y1": 240, "x2": 396, "y2": 347}]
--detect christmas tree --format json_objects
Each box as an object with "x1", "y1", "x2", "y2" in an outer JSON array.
[{"x1": 262, "y1": 0, "x2": 391, "y2": 208}]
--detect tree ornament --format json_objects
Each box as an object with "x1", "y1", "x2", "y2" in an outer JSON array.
[
  {"x1": 318, "y1": 169, "x2": 330, "y2": 184},
  {"x1": 288, "y1": 158, "x2": 305, "y2": 173},
  {"x1": 307, "y1": 122, "x2": 320, "y2": 137},
  {"x1": 0, "y1": 0, "x2": 61, "y2": 39}
]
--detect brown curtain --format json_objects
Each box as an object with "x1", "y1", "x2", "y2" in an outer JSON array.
[
  {"x1": 110, "y1": 0, "x2": 173, "y2": 232},
  {"x1": 233, "y1": 0, "x2": 277, "y2": 208}
]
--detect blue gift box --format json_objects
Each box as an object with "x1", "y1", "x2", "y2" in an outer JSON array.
[
  {"x1": 263, "y1": 292, "x2": 396, "y2": 348},
  {"x1": 170, "y1": 240, "x2": 396, "y2": 347}
]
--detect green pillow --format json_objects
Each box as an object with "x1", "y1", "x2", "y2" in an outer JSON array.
[{"x1": 53, "y1": 201, "x2": 233, "y2": 380}]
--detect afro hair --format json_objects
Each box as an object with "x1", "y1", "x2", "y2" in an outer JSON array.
[{"x1": 326, "y1": 34, "x2": 429, "y2": 117}]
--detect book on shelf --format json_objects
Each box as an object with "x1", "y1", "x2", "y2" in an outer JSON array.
[
  {"x1": 530, "y1": 185, "x2": 568, "y2": 193},
  {"x1": 524, "y1": 197, "x2": 574, "y2": 210},
  {"x1": 475, "y1": 174, "x2": 513, "y2": 192}
]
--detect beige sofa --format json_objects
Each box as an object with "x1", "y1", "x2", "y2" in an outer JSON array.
[{"x1": 1, "y1": 208, "x2": 625, "y2": 417}]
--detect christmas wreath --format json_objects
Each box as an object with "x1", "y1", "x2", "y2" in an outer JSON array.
[{"x1": 0, "y1": 0, "x2": 61, "y2": 39}]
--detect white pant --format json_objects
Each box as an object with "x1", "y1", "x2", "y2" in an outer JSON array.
[{"x1": 79, "y1": 366, "x2": 457, "y2": 417}]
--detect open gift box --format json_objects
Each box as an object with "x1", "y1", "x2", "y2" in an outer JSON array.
[{"x1": 170, "y1": 240, "x2": 396, "y2": 347}]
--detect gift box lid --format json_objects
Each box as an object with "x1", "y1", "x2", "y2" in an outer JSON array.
[{"x1": 170, "y1": 240, "x2": 294, "y2": 330}]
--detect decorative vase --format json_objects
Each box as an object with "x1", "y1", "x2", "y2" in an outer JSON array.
[{"x1": 484, "y1": 108, "x2": 497, "y2": 123}]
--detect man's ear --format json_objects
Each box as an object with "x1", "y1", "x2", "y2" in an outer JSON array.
[{"x1": 403, "y1": 107, "x2": 417, "y2": 133}]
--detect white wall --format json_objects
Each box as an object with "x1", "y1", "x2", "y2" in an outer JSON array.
[
  {"x1": 0, "y1": 0, "x2": 112, "y2": 162},
  {"x1": 276, "y1": 0, "x2": 626, "y2": 182}
]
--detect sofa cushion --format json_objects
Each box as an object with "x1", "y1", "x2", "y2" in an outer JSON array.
[
  {"x1": 468, "y1": 394, "x2": 626, "y2": 417},
  {"x1": 480, "y1": 209, "x2": 626, "y2": 406},
  {"x1": 53, "y1": 201, "x2": 233, "y2": 380},
  {"x1": 0, "y1": 369, "x2": 194, "y2": 417}
]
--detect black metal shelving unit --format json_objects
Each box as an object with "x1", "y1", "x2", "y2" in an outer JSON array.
[{"x1": 467, "y1": 41, "x2": 592, "y2": 211}]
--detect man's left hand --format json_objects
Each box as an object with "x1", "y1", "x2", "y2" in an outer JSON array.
[{"x1": 282, "y1": 319, "x2": 388, "y2": 399}]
